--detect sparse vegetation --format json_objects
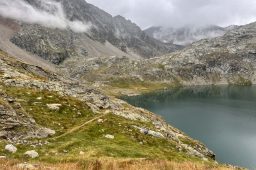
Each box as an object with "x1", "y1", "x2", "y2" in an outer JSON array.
[
  {"x1": 106, "y1": 77, "x2": 181, "y2": 96},
  {"x1": 230, "y1": 76, "x2": 252, "y2": 86}
]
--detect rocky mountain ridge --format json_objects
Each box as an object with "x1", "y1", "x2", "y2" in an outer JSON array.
[{"x1": 68, "y1": 21, "x2": 256, "y2": 91}]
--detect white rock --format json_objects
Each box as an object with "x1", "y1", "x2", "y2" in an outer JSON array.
[
  {"x1": 97, "y1": 119, "x2": 104, "y2": 123},
  {"x1": 5, "y1": 144, "x2": 17, "y2": 153},
  {"x1": 46, "y1": 104, "x2": 62, "y2": 110},
  {"x1": 36, "y1": 97, "x2": 42, "y2": 100},
  {"x1": 24, "y1": 150, "x2": 39, "y2": 158},
  {"x1": 0, "y1": 156, "x2": 6, "y2": 159},
  {"x1": 43, "y1": 128, "x2": 56, "y2": 136},
  {"x1": 104, "y1": 134, "x2": 114, "y2": 139},
  {"x1": 79, "y1": 151, "x2": 85, "y2": 155},
  {"x1": 17, "y1": 163, "x2": 36, "y2": 170}
]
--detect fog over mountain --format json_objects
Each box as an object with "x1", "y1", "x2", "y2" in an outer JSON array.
[
  {"x1": 144, "y1": 25, "x2": 230, "y2": 45},
  {"x1": 87, "y1": 0, "x2": 256, "y2": 28},
  {"x1": 0, "y1": 0, "x2": 92, "y2": 32}
]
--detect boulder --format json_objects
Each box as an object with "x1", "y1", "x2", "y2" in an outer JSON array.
[
  {"x1": 5, "y1": 144, "x2": 17, "y2": 153},
  {"x1": 24, "y1": 150, "x2": 39, "y2": 158},
  {"x1": 148, "y1": 130, "x2": 165, "y2": 138},
  {"x1": 134, "y1": 126, "x2": 165, "y2": 138}
]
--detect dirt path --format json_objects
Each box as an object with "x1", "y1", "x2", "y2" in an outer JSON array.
[{"x1": 53, "y1": 113, "x2": 108, "y2": 140}]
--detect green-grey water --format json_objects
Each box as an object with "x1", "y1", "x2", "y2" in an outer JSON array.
[{"x1": 122, "y1": 86, "x2": 256, "y2": 169}]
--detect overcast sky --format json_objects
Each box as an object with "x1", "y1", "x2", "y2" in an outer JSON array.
[{"x1": 87, "y1": 0, "x2": 256, "y2": 29}]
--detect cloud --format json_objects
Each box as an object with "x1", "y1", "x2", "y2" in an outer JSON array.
[
  {"x1": 0, "y1": 0, "x2": 92, "y2": 33},
  {"x1": 87, "y1": 0, "x2": 256, "y2": 28}
]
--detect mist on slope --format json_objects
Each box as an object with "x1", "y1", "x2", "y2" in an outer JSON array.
[{"x1": 0, "y1": 0, "x2": 92, "y2": 33}]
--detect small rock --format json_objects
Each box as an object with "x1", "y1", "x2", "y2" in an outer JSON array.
[
  {"x1": 0, "y1": 156, "x2": 6, "y2": 159},
  {"x1": 203, "y1": 157, "x2": 208, "y2": 161},
  {"x1": 24, "y1": 150, "x2": 39, "y2": 158},
  {"x1": 97, "y1": 119, "x2": 104, "y2": 123},
  {"x1": 34, "y1": 128, "x2": 55, "y2": 138},
  {"x1": 7, "y1": 98, "x2": 15, "y2": 103},
  {"x1": 79, "y1": 151, "x2": 85, "y2": 155},
  {"x1": 5, "y1": 144, "x2": 17, "y2": 153},
  {"x1": 0, "y1": 131, "x2": 7, "y2": 138},
  {"x1": 36, "y1": 97, "x2": 42, "y2": 100},
  {"x1": 17, "y1": 163, "x2": 36, "y2": 170},
  {"x1": 46, "y1": 104, "x2": 62, "y2": 111},
  {"x1": 29, "y1": 118, "x2": 36, "y2": 124},
  {"x1": 104, "y1": 134, "x2": 114, "y2": 139},
  {"x1": 43, "y1": 128, "x2": 56, "y2": 136}
]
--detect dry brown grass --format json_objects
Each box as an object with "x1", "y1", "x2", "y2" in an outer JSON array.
[
  {"x1": 85, "y1": 159, "x2": 235, "y2": 170},
  {"x1": 0, "y1": 158, "x2": 237, "y2": 170},
  {"x1": 0, "y1": 158, "x2": 80, "y2": 170}
]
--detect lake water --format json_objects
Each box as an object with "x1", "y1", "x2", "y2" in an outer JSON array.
[{"x1": 122, "y1": 86, "x2": 256, "y2": 169}]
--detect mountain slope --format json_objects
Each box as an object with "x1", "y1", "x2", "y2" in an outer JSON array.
[
  {"x1": 6, "y1": 0, "x2": 180, "y2": 65},
  {"x1": 68, "y1": 22, "x2": 256, "y2": 94}
]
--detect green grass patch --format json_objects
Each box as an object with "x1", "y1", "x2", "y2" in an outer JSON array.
[
  {"x1": 3, "y1": 86, "x2": 94, "y2": 135},
  {"x1": 107, "y1": 77, "x2": 181, "y2": 95},
  {"x1": 33, "y1": 114, "x2": 201, "y2": 163}
]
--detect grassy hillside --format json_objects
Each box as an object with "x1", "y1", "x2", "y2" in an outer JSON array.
[{"x1": 0, "y1": 51, "x2": 239, "y2": 169}]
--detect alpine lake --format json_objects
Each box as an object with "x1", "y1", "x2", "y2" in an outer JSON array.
[{"x1": 122, "y1": 85, "x2": 256, "y2": 169}]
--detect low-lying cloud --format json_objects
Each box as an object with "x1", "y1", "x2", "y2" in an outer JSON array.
[{"x1": 0, "y1": 0, "x2": 92, "y2": 33}]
